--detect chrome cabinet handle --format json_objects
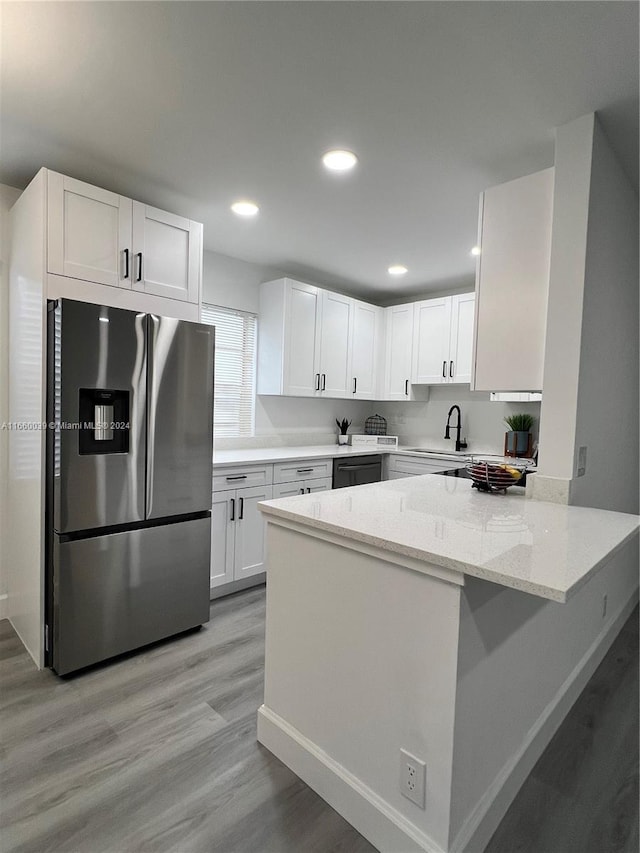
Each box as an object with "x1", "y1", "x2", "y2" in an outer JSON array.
[
  {"x1": 442, "y1": 361, "x2": 447, "y2": 378},
  {"x1": 449, "y1": 360, "x2": 454, "y2": 378},
  {"x1": 136, "y1": 252, "x2": 143, "y2": 282},
  {"x1": 315, "y1": 373, "x2": 320, "y2": 391},
  {"x1": 123, "y1": 248, "x2": 130, "y2": 279},
  {"x1": 239, "y1": 497, "x2": 244, "y2": 520},
  {"x1": 321, "y1": 373, "x2": 326, "y2": 391},
  {"x1": 230, "y1": 498, "x2": 235, "y2": 521}
]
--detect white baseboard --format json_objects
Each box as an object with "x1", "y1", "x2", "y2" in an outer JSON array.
[
  {"x1": 257, "y1": 705, "x2": 445, "y2": 853},
  {"x1": 258, "y1": 589, "x2": 638, "y2": 853},
  {"x1": 450, "y1": 588, "x2": 639, "y2": 853}
]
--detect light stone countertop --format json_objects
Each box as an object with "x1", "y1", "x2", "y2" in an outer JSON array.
[
  {"x1": 258, "y1": 475, "x2": 639, "y2": 603},
  {"x1": 213, "y1": 443, "x2": 534, "y2": 468}
]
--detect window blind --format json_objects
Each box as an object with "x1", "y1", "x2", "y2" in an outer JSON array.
[{"x1": 201, "y1": 304, "x2": 257, "y2": 438}]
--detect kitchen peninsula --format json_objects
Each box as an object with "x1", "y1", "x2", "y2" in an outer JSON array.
[{"x1": 257, "y1": 476, "x2": 639, "y2": 853}]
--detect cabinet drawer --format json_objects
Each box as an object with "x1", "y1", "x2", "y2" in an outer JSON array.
[
  {"x1": 213, "y1": 464, "x2": 273, "y2": 493},
  {"x1": 273, "y1": 459, "x2": 332, "y2": 484},
  {"x1": 388, "y1": 456, "x2": 459, "y2": 476}
]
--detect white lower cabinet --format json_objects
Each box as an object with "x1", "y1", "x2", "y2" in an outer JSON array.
[
  {"x1": 272, "y1": 476, "x2": 332, "y2": 498},
  {"x1": 210, "y1": 484, "x2": 273, "y2": 590}
]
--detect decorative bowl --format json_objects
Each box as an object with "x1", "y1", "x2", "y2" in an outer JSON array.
[{"x1": 466, "y1": 462, "x2": 523, "y2": 493}]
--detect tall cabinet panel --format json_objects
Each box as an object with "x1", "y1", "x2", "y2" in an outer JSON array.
[
  {"x1": 412, "y1": 297, "x2": 452, "y2": 385},
  {"x1": 351, "y1": 300, "x2": 382, "y2": 399},
  {"x1": 47, "y1": 172, "x2": 132, "y2": 288},
  {"x1": 449, "y1": 293, "x2": 476, "y2": 383},
  {"x1": 283, "y1": 281, "x2": 322, "y2": 396},
  {"x1": 472, "y1": 168, "x2": 554, "y2": 391},
  {"x1": 383, "y1": 303, "x2": 415, "y2": 400},
  {"x1": 317, "y1": 290, "x2": 353, "y2": 398}
]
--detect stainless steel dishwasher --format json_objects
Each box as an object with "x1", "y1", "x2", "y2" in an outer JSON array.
[{"x1": 332, "y1": 455, "x2": 382, "y2": 489}]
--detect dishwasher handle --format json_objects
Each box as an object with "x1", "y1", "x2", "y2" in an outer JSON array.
[{"x1": 335, "y1": 462, "x2": 381, "y2": 471}]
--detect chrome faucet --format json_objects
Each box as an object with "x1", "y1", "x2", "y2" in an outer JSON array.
[{"x1": 444, "y1": 404, "x2": 467, "y2": 452}]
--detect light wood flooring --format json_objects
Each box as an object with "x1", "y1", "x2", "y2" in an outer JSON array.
[{"x1": 0, "y1": 587, "x2": 637, "y2": 853}]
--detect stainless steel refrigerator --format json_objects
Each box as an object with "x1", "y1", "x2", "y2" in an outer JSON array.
[{"x1": 45, "y1": 299, "x2": 214, "y2": 675}]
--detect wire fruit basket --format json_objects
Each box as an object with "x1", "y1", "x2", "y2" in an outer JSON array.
[{"x1": 467, "y1": 462, "x2": 523, "y2": 493}]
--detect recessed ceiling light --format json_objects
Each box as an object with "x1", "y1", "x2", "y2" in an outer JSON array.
[
  {"x1": 470, "y1": 246, "x2": 481, "y2": 256},
  {"x1": 388, "y1": 265, "x2": 408, "y2": 276},
  {"x1": 231, "y1": 200, "x2": 259, "y2": 217},
  {"x1": 322, "y1": 149, "x2": 358, "y2": 172}
]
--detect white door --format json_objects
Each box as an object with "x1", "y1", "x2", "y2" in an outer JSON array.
[
  {"x1": 210, "y1": 492, "x2": 235, "y2": 589},
  {"x1": 47, "y1": 172, "x2": 132, "y2": 288},
  {"x1": 283, "y1": 281, "x2": 322, "y2": 396},
  {"x1": 318, "y1": 290, "x2": 353, "y2": 398},
  {"x1": 412, "y1": 297, "x2": 452, "y2": 385},
  {"x1": 383, "y1": 303, "x2": 414, "y2": 400},
  {"x1": 234, "y1": 485, "x2": 273, "y2": 580},
  {"x1": 304, "y1": 477, "x2": 333, "y2": 494},
  {"x1": 350, "y1": 301, "x2": 381, "y2": 399},
  {"x1": 272, "y1": 481, "x2": 306, "y2": 498},
  {"x1": 131, "y1": 202, "x2": 201, "y2": 303},
  {"x1": 449, "y1": 293, "x2": 476, "y2": 383}
]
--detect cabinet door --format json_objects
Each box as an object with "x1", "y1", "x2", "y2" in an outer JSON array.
[
  {"x1": 350, "y1": 300, "x2": 382, "y2": 399},
  {"x1": 234, "y1": 485, "x2": 273, "y2": 580},
  {"x1": 472, "y1": 168, "x2": 553, "y2": 391},
  {"x1": 383, "y1": 303, "x2": 414, "y2": 400},
  {"x1": 317, "y1": 290, "x2": 353, "y2": 398},
  {"x1": 272, "y1": 481, "x2": 306, "y2": 498},
  {"x1": 47, "y1": 172, "x2": 132, "y2": 288},
  {"x1": 131, "y1": 202, "x2": 201, "y2": 303},
  {"x1": 304, "y1": 477, "x2": 333, "y2": 494},
  {"x1": 449, "y1": 293, "x2": 476, "y2": 383},
  {"x1": 412, "y1": 297, "x2": 452, "y2": 385},
  {"x1": 283, "y1": 281, "x2": 322, "y2": 396},
  {"x1": 210, "y1": 492, "x2": 235, "y2": 589}
]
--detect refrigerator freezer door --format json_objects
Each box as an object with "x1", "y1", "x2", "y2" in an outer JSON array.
[
  {"x1": 52, "y1": 516, "x2": 211, "y2": 675},
  {"x1": 146, "y1": 315, "x2": 214, "y2": 519},
  {"x1": 54, "y1": 300, "x2": 147, "y2": 533}
]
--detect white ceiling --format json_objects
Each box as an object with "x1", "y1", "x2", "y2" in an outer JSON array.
[{"x1": 1, "y1": 1, "x2": 638, "y2": 301}]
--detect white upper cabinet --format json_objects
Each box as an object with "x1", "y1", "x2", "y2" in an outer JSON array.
[
  {"x1": 47, "y1": 172, "x2": 132, "y2": 288},
  {"x1": 412, "y1": 292, "x2": 476, "y2": 385},
  {"x1": 412, "y1": 297, "x2": 452, "y2": 384},
  {"x1": 350, "y1": 300, "x2": 382, "y2": 399},
  {"x1": 131, "y1": 202, "x2": 201, "y2": 303},
  {"x1": 383, "y1": 303, "x2": 415, "y2": 400},
  {"x1": 46, "y1": 170, "x2": 202, "y2": 304},
  {"x1": 317, "y1": 290, "x2": 353, "y2": 397},
  {"x1": 472, "y1": 167, "x2": 554, "y2": 391},
  {"x1": 258, "y1": 278, "x2": 355, "y2": 399}
]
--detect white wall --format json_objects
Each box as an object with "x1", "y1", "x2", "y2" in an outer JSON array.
[
  {"x1": 0, "y1": 183, "x2": 23, "y2": 618},
  {"x1": 375, "y1": 386, "x2": 540, "y2": 455},
  {"x1": 570, "y1": 119, "x2": 639, "y2": 514}
]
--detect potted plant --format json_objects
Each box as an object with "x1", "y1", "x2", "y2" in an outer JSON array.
[
  {"x1": 336, "y1": 418, "x2": 352, "y2": 445},
  {"x1": 503, "y1": 413, "x2": 535, "y2": 456}
]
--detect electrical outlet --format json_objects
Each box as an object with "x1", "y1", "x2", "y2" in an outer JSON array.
[
  {"x1": 576, "y1": 445, "x2": 587, "y2": 477},
  {"x1": 400, "y1": 748, "x2": 426, "y2": 808}
]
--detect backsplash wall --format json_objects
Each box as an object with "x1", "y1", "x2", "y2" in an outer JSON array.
[{"x1": 375, "y1": 386, "x2": 541, "y2": 455}]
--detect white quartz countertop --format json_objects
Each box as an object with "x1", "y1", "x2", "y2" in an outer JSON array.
[
  {"x1": 213, "y1": 444, "x2": 532, "y2": 468},
  {"x1": 258, "y1": 476, "x2": 639, "y2": 603}
]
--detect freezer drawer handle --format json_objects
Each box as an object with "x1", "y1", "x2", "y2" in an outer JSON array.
[
  {"x1": 226, "y1": 475, "x2": 247, "y2": 481},
  {"x1": 296, "y1": 468, "x2": 314, "y2": 473},
  {"x1": 123, "y1": 248, "x2": 130, "y2": 279},
  {"x1": 136, "y1": 252, "x2": 143, "y2": 282},
  {"x1": 239, "y1": 497, "x2": 244, "y2": 520},
  {"x1": 230, "y1": 498, "x2": 235, "y2": 521}
]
